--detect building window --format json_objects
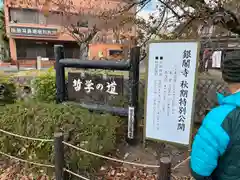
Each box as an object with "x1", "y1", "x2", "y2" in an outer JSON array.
[
  {"x1": 64, "y1": 46, "x2": 80, "y2": 58},
  {"x1": 9, "y1": 8, "x2": 91, "y2": 27},
  {"x1": 77, "y1": 20, "x2": 88, "y2": 28},
  {"x1": 16, "y1": 40, "x2": 52, "y2": 59},
  {"x1": 10, "y1": 8, "x2": 44, "y2": 24},
  {"x1": 46, "y1": 12, "x2": 63, "y2": 26},
  {"x1": 16, "y1": 40, "x2": 80, "y2": 59},
  {"x1": 9, "y1": 8, "x2": 63, "y2": 25}
]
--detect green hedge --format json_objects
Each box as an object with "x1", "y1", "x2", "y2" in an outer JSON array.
[
  {"x1": 0, "y1": 100, "x2": 123, "y2": 177},
  {"x1": 31, "y1": 68, "x2": 56, "y2": 103}
]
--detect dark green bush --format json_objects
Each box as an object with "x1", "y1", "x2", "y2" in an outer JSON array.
[
  {"x1": 0, "y1": 100, "x2": 123, "y2": 177},
  {"x1": 0, "y1": 74, "x2": 16, "y2": 105}
]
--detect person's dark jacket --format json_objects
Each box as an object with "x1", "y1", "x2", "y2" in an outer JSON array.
[{"x1": 190, "y1": 91, "x2": 240, "y2": 180}]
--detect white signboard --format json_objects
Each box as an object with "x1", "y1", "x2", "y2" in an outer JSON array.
[
  {"x1": 128, "y1": 106, "x2": 135, "y2": 139},
  {"x1": 145, "y1": 41, "x2": 199, "y2": 146}
]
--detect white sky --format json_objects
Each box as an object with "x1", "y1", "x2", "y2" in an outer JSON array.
[{"x1": 137, "y1": 0, "x2": 158, "y2": 20}]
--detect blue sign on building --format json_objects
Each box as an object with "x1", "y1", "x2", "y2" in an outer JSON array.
[{"x1": 10, "y1": 26, "x2": 58, "y2": 37}]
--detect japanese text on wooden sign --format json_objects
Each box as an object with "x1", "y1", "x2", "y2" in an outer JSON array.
[
  {"x1": 67, "y1": 72, "x2": 124, "y2": 104},
  {"x1": 145, "y1": 41, "x2": 199, "y2": 146}
]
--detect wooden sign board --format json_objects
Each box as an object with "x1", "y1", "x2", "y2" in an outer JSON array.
[{"x1": 67, "y1": 72, "x2": 124, "y2": 105}]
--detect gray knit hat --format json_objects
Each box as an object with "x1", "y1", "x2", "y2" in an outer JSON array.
[{"x1": 222, "y1": 50, "x2": 240, "y2": 83}]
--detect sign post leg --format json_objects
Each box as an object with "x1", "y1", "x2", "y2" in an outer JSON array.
[
  {"x1": 37, "y1": 56, "x2": 41, "y2": 70},
  {"x1": 54, "y1": 45, "x2": 65, "y2": 103},
  {"x1": 157, "y1": 143, "x2": 171, "y2": 180},
  {"x1": 158, "y1": 156, "x2": 171, "y2": 180},
  {"x1": 127, "y1": 47, "x2": 140, "y2": 145}
]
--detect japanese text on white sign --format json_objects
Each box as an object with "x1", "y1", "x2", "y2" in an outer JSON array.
[
  {"x1": 145, "y1": 41, "x2": 199, "y2": 146},
  {"x1": 10, "y1": 27, "x2": 58, "y2": 37}
]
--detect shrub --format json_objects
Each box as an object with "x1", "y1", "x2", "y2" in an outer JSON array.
[
  {"x1": 0, "y1": 74, "x2": 16, "y2": 105},
  {"x1": 31, "y1": 68, "x2": 56, "y2": 103},
  {"x1": 2, "y1": 57, "x2": 12, "y2": 63},
  {"x1": 0, "y1": 100, "x2": 123, "y2": 177}
]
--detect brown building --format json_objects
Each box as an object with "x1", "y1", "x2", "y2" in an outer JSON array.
[{"x1": 4, "y1": 0, "x2": 136, "y2": 66}]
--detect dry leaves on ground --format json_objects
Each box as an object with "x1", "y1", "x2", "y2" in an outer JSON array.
[
  {"x1": 0, "y1": 164, "x2": 50, "y2": 180},
  {"x1": 97, "y1": 166, "x2": 158, "y2": 180},
  {"x1": 0, "y1": 162, "x2": 193, "y2": 180}
]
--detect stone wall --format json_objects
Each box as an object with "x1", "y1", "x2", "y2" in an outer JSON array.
[{"x1": 193, "y1": 76, "x2": 228, "y2": 123}]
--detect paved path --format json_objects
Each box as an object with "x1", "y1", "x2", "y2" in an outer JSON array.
[{"x1": 0, "y1": 66, "x2": 49, "y2": 73}]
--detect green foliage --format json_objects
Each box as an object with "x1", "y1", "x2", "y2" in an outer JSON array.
[
  {"x1": 0, "y1": 100, "x2": 123, "y2": 177},
  {"x1": 32, "y1": 68, "x2": 56, "y2": 103},
  {"x1": 2, "y1": 57, "x2": 11, "y2": 62},
  {"x1": 0, "y1": 74, "x2": 16, "y2": 105},
  {"x1": 0, "y1": 7, "x2": 8, "y2": 47}
]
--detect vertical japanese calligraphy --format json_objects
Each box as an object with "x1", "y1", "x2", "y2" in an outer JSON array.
[
  {"x1": 177, "y1": 50, "x2": 191, "y2": 131},
  {"x1": 152, "y1": 56, "x2": 163, "y2": 130},
  {"x1": 128, "y1": 106, "x2": 135, "y2": 139},
  {"x1": 145, "y1": 41, "x2": 198, "y2": 146},
  {"x1": 172, "y1": 67, "x2": 177, "y2": 115}
]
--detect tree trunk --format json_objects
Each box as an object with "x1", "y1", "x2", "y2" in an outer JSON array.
[{"x1": 79, "y1": 43, "x2": 88, "y2": 60}]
